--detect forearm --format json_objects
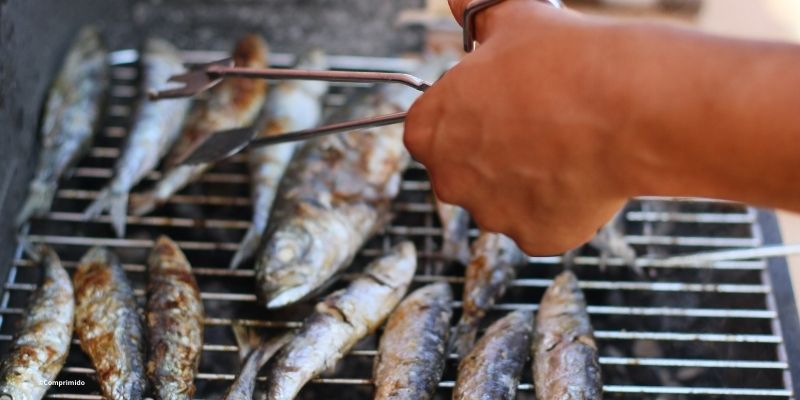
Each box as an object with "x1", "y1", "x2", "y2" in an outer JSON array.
[{"x1": 616, "y1": 23, "x2": 800, "y2": 208}]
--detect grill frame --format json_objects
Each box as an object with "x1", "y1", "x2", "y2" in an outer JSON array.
[{"x1": 0, "y1": 49, "x2": 798, "y2": 399}]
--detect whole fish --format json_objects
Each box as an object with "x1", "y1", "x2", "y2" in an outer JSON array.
[
  {"x1": 533, "y1": 271, "x2": 603, "y2": 400},
  {"x1": 263, "y1": 241, "x2": 417, "y2": 400},
  {"x1": 131, "y1": 34, "x2": 269, "y2": 217},
  {"x1": 255, "y1": 52, "x2": 454, "y2": 308},
  {"x1": 0, "y1": 246, "x2": 73, "y2": 400},
  {"x1": 74, "y1": 247, "x2": 146, "y2": 399},
  {"x1": 229, "y1": 49, "x2": 329, "y2": 269},
  {"x1": 450, "y1": 232, "x2": 525, "y2": 359},
  {"x1": 16, "y1": 27, "x2": 108, "y2": 227},
  {"x1": 146, "y1": 236, "x2": 204, "y2": 399},
  {"x1": 84, "y1": 38, "x2": 190, "y2": 237},
  {"x1": 373, "y1": 282, "x2": 452, "y2": 400},
  {"x1": 435, "y1": 199, "x2": 471, "y2": 265},
  {"x1": 452, "y1": 310, "x2": 533, "y2": 400},
  {"x1": 224, "y1": 322, "x2": 293, "y2": 400}
]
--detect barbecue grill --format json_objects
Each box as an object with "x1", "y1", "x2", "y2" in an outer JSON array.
[{"x1": 0, "y1": 47, "x2": 797, "y2": 399}]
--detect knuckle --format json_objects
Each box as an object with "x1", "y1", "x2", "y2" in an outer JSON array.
[
  {"x1": 471, "y1": 207, "x2": 505, "y2": 233},
  {"x1": 430, "y1": 174, "x2": 461, "y2": 205}
]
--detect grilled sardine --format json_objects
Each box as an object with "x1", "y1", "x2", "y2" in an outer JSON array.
[
  {"x1": 146, "y1": 236, "x2": 204, "y2": 399},
  {"x1": 263, "y1": 241, "x2": 417, "y2": 400},
  {"x1": 450, "y1": 232, "x2": 525, "y2": 359},
  {"x1": 255, "y1": 53, "x2": 453, "y2": 308},
  {"x1": 373, "y1": 282, "x2": 452, "y2": 400},
  {"x1": 17, "y1": 27, "x2": 108, "y2": 227},
  {"x1": 0, "y1": 247, "x2": 74, "y2": 400},
  {"x1": 131, "y1": 34, "x2": 269, "y2": 217},
  {"x1": 229, "y1": 49, "x2": 329, "y2": 269},
  {"x1": 84, "y1": 38, "x2": 190, "y2": 237},
  {"x1": 435, "y1": 199, "x2": 470, "y2": 265},
  {"x1": 453, "y1": 310, "x2": 533, "y2": 400},
  {"x1": 224, "y1": 322, "x2": 292, "y2": 400},
  {"x1": 533, "y1": 271, "x2": 602, "y2": 400},
  {"x1": 74, "y1": 247, "x2": 146, "y2": 399}
]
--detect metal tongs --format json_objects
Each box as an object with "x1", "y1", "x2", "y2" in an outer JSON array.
[{"x1": 149, "y1": 0, "x2": 563, "y2": 165}]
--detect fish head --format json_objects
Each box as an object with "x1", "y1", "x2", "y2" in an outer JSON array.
[{"x1": 256, "y1": 222, "x2": 324, "y2": 309}]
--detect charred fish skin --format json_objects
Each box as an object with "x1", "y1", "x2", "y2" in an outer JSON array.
[
  {"x1": 453, "y1": 310, "x2": 533, "y2": 400},
  {"x1": 533, "y1": 271, "x2": 603, "y2": 400},
  {"x1": 450, "y1": 232, "x2": 525, "y2": 359},
  {"x1": 74, "y1": 247, "x2": 146, "y2": 400},
  {"x1": 0, "y1": 247, "x2": 74, "y2": 400},
  {"x1": 17, "y1": 27, "x2": 108, "y2": 227},
  {"x1": 255, "y1": 52, "x2": 455, "y2": 309},
  {"x1": 131, "y1": 34, "x2": 270, "y2": 217},
  {"x1": 435, "y1": 200, "x2": 471, "y2": 266},
  {"x1": 224, "y1": 323, "x2": 293, "y2": 400},
  {"x1": 263, "y1": 241, "x2": 417, "y2": 400},
  {"x1": 229, "y1": 49, "x2": 329, "y2": 269},
  {"x1": 145, "y1": 236, "x2": 204, "y2": 399},
  {"x1": 84, "y1": 38, "x2": 190, "y2": 238},
  {"x1": 373, "y1": 282, "x2": 453, "y2": 400}
]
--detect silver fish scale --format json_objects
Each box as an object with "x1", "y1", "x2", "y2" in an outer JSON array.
[{"x1": 0, "y1": 49, "x2": 796, "y2": 400}]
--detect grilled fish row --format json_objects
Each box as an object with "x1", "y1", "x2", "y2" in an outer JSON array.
[{"x1": 53, "y1": 237, "x2": 201, "y2": 400}]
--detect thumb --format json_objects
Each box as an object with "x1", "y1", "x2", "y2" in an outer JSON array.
[
  {"x1": 447, "y1": 0, "x2": 471, "y2": 25},
  {"x1": 404, "y1": 84, "x2": 445, "y2": 167}
]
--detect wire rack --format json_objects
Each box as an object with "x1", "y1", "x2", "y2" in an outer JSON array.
[{"x1": 0, "y1": 49, "x2": 795, "y2": 399}]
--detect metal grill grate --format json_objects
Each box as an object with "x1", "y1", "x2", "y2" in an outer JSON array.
[{"x1": 0, "y1": 50, "x2": 796, "y2": 399}]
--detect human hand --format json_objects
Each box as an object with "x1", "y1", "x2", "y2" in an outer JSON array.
[{"x1": 405, "y1": 0, "x2": 635, "y2": 255}]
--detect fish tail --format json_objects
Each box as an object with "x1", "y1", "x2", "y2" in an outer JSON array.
[
  {"x1": 232, "y1": 321, "x2": 263, "y2": 362},
  {"x1": 18, "y1": 238, "x2": 43, "y2": 262},
  {"x1": 449, "y1": 321, "x2": 478, "y2": 360},
  {"x1": 229, "y1": 226, "x2": 262, "y2": 269},
  {"x1": 129, "y1": 190, "x2": 160, "y2": 216},
  {"x1": 15, "y1": 180, "x2": 57, "y2": 227},
  {"x1": 232, "y1": 321, "x2": 292, "y2": 367},
  {"x1": 109, "y1": 191, "x2": 128, "y2": 238},
  {"x1": 253, "y1": 332, "x2": 292, "y2": 367},
  {"x1": 442, "y1": 237, "x2": 471, "y2": 266},
  {"x1": 83, "y1": 188, "x2": 128, "y2": 237}
]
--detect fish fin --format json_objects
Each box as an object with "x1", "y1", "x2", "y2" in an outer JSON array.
[
  {"x1": 129, "y1": 190, "x2": 159, "y2": 216},
  {"x1": 83, "y1": 187, "x2": 128, "y2": 237},
  {"x1": 229, "y1": 226, "x2": 262, "y2": 269},
  {"x1": 232, "y1": 321, "x2": 262, "y2": 362},
  {"x1": 15, "y1": 181, "x2": 56, "y2": 227},
  {"x1": 449, "y1": 321, "x2": 478, "y2": 360},
  {"x1": 252, "y1": 331, "x2": 293, "y2": 368}
]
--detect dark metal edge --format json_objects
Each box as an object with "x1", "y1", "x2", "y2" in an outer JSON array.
[{"x1": 758, "y1": 208, "x2": 800, "y2": 397}]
